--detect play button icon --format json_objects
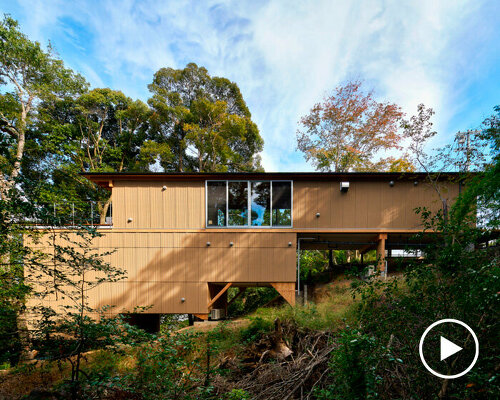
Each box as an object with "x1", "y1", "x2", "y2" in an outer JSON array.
[
  {"x1": 440, "y1": 336, "x2": 462, "y2": 361},
  {"x1": 419, "y1": 319, "x2": 479, "y2": 379}
]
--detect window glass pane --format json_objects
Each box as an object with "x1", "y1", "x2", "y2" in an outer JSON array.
[
  {"x1": 228, "y1": 182, "x2": 248, "y2": 226},
  {"x1": 207, "y1": 181, "x2": 226, "y2": 227},
  {"x1": 251, "y1": 181, "x2": 270, "y2": 226},
  {"x1": 272, "y1": 182, "x2": 292, "y2": 226}
]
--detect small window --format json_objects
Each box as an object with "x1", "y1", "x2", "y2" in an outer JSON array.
[
  {"x1": 251, "y1": 181, "x2": 270, "y2": 226},
  {"x1": 272, "y1": 182, "x2": 292, "y2": 226},
  {"x1": 228, "y1": 182, "x2": 248, "y2": 226},
  {"x1": 207, "y1": 181, "x2": 226, "y2": 227}
]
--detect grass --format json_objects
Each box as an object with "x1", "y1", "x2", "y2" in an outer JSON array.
[
  {"x1": 0, "y1": 279, "x2": 360, "y2": 399},
  {"x1": 248, "y1": 278, "x2": 356, "y2": 331},
  {"x1": 0, "y1": 349, "x2": 136, "y2": 399}
]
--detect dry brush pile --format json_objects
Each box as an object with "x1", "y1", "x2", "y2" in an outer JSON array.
[{"x1": 212, "y1": 319, "x2": 337, "y2": 400}]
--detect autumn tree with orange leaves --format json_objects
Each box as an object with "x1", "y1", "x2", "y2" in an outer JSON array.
[{"x1": 297, "y1": 81, "x2": 412, "y2": 172}]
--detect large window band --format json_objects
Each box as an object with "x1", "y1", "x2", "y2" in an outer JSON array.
[{"x1": 206, "y1": 181, "x2": 292, "y2": 227}]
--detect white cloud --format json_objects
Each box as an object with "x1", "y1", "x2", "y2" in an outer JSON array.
[{"x1": 11, "y1": 0, "x2": 494, "y2": 171}]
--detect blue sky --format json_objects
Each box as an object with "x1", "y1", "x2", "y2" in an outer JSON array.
[{"x1": 1, "y1": 0, "x2": 499, "y2": 171}]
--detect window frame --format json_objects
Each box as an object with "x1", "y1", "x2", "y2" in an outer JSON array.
[
  {"x1": 227, "y1": 180, "x2": 250, "y2": 227},
  {"x1": 205, "y1": 180, "x2": 228, "y2": 227},
  {"x1": 205, "y1": 180, "x2": 293, "y2": 229}
]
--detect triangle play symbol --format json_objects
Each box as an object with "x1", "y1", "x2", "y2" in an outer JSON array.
[{"x1": 440, "y1": 336, "x2": 462, "y2": 361}]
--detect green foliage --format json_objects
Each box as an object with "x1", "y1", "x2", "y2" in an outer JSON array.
[
  {"x1": 0, "y1": 179, "x2": 44, "y2": 365},
  {"x1": 0, "y1": 14, "x2": 87, "y2": 197},
  {"x1": 344, "y1": 157, "x2": 499, "y2": 397},
  {"x1": 316, "y1": 327, "x2": 381, "y2": 400},
  {"x1": 240, "y1": 317, "x2": 273, "y2": 343},
  {"x1": 147, "y1": 63, "x2": 264, "y2": 172},
  {"x1": 228, "y1": 287, "x2": 278, "y2": 317},
  {"x1": 250, "y1": 282, "x2": 355, "y2": 331},
  {"x1": 0, "y1": 15, "x2": 87, "y2": 100},
  {"x1": 0, "y1": 306, "x2": 21, "y2": 365},
  {"x1": 25, "y1": 87, "x2": 151, "y2": 222},
  {"x1": 316, "y1": 112, "x2": 500, "y2": 398},
  {"x1": 299, "y1": 250, "x2": 328, "y2": 282},
  {"x1": 26, "y1": 227, "x2": 135, "y2": 398},
  {"x1": 125, "y1": 330, "x2": 205, "y2": 400},
  {"x1": 160, "y1": 314, "x2": 189, "y2": 332},
  {"x1": 226, "y1": 388, "x2": 251, "y2": 400}
]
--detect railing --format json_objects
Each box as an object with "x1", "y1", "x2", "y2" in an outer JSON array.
[{"x1": 30, "y1": 201, "x2": 112, "y2": 227}]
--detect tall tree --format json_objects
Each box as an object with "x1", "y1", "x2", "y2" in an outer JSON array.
[
  {"x1": 27, "y1": 88, "x2": 150, "y2": 222},
  {"x1": 147, "y1": 63, "x2": 263, "y2": 172},
  {"x1": 0, "y1": 15, "x2": 87, "y2": 199},
  {"x1": 297, "y1": 80, "x2": 405, "y2": 172}
]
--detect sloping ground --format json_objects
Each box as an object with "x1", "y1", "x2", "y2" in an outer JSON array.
[
  {"x1": 0, "y1": 278, "x2": 356, "y2": 399},
  {"x1": 178, "y1": 318, "x2": 251, "y2": 333},
  {"x1": 207, "y1": 278, "x2": 355, "y2": 398}
]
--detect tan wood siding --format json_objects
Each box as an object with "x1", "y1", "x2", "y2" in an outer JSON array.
[
  {"x1": 26, "y1": 232, "x2": 296, "y2": 315},
  {"x1": 26, "y1": 176, "x2": 459, "y2": 316},
  {"x1": 113, "y1": 180, "x2": 205, "y2": 229},
  {"x1": 113, "y1": 178, "x2": 458, "y2": 231},
  {"x1": 293, "y1": 180, "x2": 458, "y2": 229}
]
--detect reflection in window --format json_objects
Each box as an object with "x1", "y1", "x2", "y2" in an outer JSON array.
[
  {"x1": 272, "y1": 182, "x2": 292, "y2": 226},
  {"x1": 207, "y1": 181, "x2": 226, "y2": 227},
  {"x1": 251, "y1": 182, "x2": 270, "y2": 226},
  {"x1": 228, "y1": 182, "x2": 248, "y2": 226}
]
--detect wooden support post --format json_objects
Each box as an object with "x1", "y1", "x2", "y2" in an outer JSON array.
[
  {"x1": 207, "y1": 282, "x2": 232, "y2": 309},
  {"x1": 328, "y1": 249, "x2": 333, "y2": 269},
  {"x1": 376, "y1": 234, "x2": 387, "y2": 272}
]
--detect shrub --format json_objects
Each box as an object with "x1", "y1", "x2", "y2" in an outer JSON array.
[
  {"x1": 226, "y1": 388, "x2": 251, "y2": 400},
  {"x1": 125, "y1": 331, "x2": 204, "y2": 400},
  {"x1": 316, "y1": 326, "x2": 381, "y2": 399},
  {"x1": 240, "y1": 317, "x2": 273, "y2": 343}
]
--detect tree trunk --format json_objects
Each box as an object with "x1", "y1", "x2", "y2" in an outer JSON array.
[
  {"x1": 16, "y1": 306, "x2": 32, "y2": 362},
  {"x1": 99, "y1": 196, "x2": 112, "y2": 225}
]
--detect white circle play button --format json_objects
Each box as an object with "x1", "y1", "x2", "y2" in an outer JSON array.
[
  {"x1": 419, "y1": 319, "x2": 479, "y2": 379},
  {"x1": 440, "y1": 336, "x2": 462, "y2": 361}
]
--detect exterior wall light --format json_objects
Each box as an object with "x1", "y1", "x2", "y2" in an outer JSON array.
[
  {"x1": 162, "y1": 185, "x2": 167, "y2": 191},
  {"x1": 389, "y1": 181, "x2": 395, "y2": 187},
  {"x1": 414, "y1": 181, "x2": 419, "y2": 186},
  {"x1": 229, "y1": 241, "x2": 234, "y2": 247},
  {"x1": 181, "y1": 297, "x2": 185, "y2": 302},
  {"x1": 206, "y1": 241, "x2": 211, "y2": 247},
  {"x1": 316, "y1": 212, "x2": 321, "y2": 218},
  {"x1": 288, "y1": 242, "x2": 293, "y2": 247},
  {"x1": 127, "y1": 217, "x2": 133, "y2": 223},
  {"x1": 340, "y1": 182, "x2": 349, "y2": 192}
]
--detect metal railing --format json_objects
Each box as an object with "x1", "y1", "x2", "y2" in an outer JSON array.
[{"x1": 31, "y1": 201, "x2": 112, "y2": 227}]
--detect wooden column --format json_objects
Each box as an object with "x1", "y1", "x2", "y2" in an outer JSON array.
[{"x1": 376, "y1": 234, "x2": 387, "y2": 272}]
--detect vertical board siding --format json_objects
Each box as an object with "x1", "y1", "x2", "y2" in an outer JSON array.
[
  {"x1": 113, "y1": 180, "x2": 205, "y2": 229},
  {"x1": 26, "y1": 231, "x2": 296, "y2": 314},
  {"x1": 27, "y1": 178, "x2": 459, "y2": 316},
  {"x1": 114, "y1": 178, "x2": 457, "y2": 230},
  {"x1": 293, "y1": 179, "x2": 458, "y2": 229}
]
